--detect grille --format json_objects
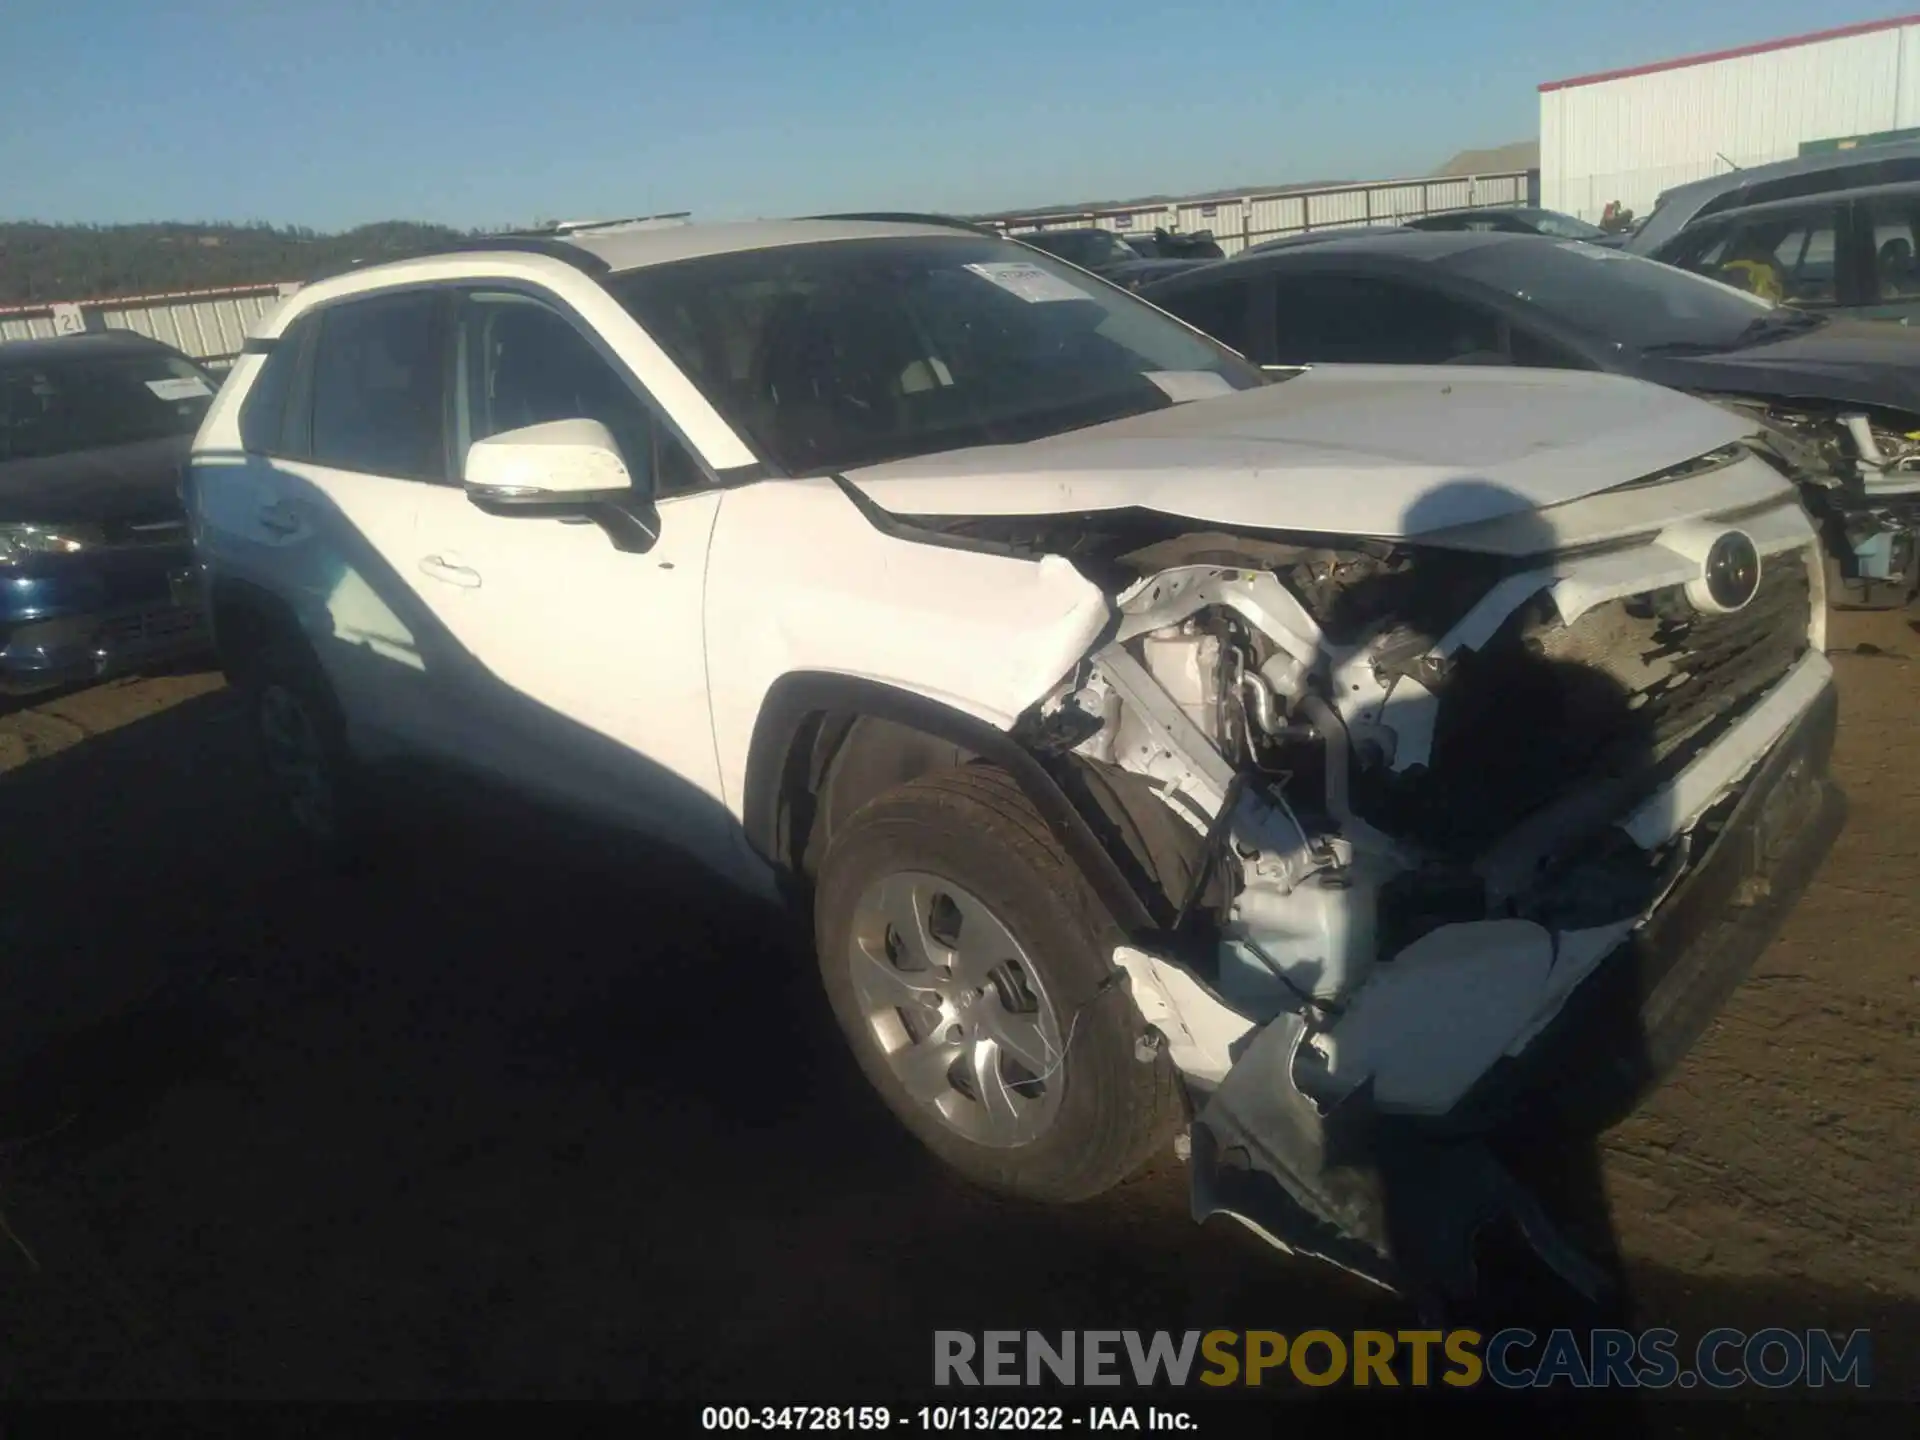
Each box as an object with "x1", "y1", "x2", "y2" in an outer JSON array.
[
  {"x1": 95, "y1": 604, "x2": 207, "y2": 650},
  {"x1": 1356, "y1": 549, "x2": 1813, "y2": 859}
]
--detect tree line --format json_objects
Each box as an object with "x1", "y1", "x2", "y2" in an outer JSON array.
[{"x1": 0, "y1": 220, "x2": 501, "y2": 305}]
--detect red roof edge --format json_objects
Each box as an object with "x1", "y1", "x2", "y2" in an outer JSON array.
[{"x1": 1540, "y1": 12, "x2": 1920, "y2": 92}]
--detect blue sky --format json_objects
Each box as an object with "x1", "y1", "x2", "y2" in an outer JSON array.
[{"x1": 3, "y1": 0, "x2": 1904, "y2": 229}]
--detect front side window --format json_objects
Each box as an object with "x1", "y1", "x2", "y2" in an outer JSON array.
[
  {"x1": 609, "y1": 236, "x2": 1262, "y2": 475},
  {"x1": 308, "y1": 290, "x2": 449, "y2": 481},
  {"x1": 1667, "y1": 205, "x2": 1842, "y2": 305},
  {"x1": 453, "y1": 291, "x2": 701, "y2": 494},
  {"x1": 0, "y1": 349, "x2": 216, "y2": 463}
]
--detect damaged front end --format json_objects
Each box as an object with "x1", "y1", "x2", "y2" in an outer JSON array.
[
  {"x1": 1008, "y1": 463, "x2": 1847, "y2": 1305},
  {"x1": 1729, "y1": 397, "x2": 1920, "y2": 607}
]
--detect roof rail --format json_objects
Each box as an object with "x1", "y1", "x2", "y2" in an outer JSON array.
[
  {"x1": 531, "y1": 213, "x2": 693, "y2": 235},
  {"x1": 809, "y1": 211, "x2": 1004, "y2": 237},
  {"x1": 304, "y1": 235, "x2": 614, "y2": 284}
]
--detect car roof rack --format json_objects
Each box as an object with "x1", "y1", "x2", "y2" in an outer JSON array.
[{"x1": 809, "y1": 211, "x2": 1004, "y2": 237}]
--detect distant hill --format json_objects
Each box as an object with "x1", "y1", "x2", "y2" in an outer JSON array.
[
  {"x1": 1435, "y1": 140, "x2": 1539, "y2": 176},
  {"x1": 0, "y1": 220, "x2": 484, "y2": 306}
]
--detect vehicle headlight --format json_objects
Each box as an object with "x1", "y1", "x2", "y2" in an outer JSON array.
[{"x1": 0, "y1": 522, "x2": 106, "y2": 564}]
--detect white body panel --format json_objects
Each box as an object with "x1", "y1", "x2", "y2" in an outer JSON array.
[
  {"x1": 841, "y1": 366, "x2": 1756, "y2": 537},
  {"x1": 407, "y1": 485, "x2": 740, "y2": 877},
  {"x1": 699, "y1": 478, "x2": 1113, "y2": 817}
]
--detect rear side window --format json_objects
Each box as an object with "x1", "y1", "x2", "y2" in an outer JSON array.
[
  {"x1": 238, "y1": 317, "x2": 310, "y2": 454},
  {"x1": 308, "y1": 291, "x2": 450, "y2": 481},
  {"x1": 1156, "y1": 279, "x2": 1256, "y2": 356}
]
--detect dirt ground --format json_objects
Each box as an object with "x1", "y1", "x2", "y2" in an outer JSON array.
[{"x1": 0, "y1": 613, "x2": 1914, "y2": 1415}]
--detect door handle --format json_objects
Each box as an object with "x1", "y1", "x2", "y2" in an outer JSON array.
[
  {"x1": 418, "y1": 554, "x2": 482, "y2": 589},
  {"x1": 257, "y1": 504, "x2": 300, "y2": 536}
]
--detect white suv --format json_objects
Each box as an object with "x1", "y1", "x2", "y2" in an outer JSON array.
[{"x1": 186, "y1": 216, "x2": 1845, "y2": 1303}]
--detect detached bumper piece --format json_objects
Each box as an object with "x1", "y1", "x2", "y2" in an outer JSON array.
[{"x1": 1188, "y1": 681, "x2": 1845, "y2": 1308}]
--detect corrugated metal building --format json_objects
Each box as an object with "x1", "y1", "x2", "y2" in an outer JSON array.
[
  {"x1": 0, "y1": 282, "x2": 298, "y2": 369},
  {"x1": 1541, "y1": 13, "x2": 1920, "y2": 222}
]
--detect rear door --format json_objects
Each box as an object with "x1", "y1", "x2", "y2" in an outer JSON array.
[{"x1": 199, "y1": 289, "x2": 458, "y2": 756}]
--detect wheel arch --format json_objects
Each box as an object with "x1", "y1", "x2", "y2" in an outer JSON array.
[
  {"x1": 206, "y1": 574, "x2": 308, "y2": 684},
  {"x1": 740, "y1": 671, "x2": 1184, "y2": 940}
]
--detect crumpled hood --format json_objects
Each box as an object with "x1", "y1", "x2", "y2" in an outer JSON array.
[
  {"x1": 1642, "y1": 318, "x2": 1920, "y2": 416},
  {"x1": 840, "y1": 365, "x2": 1756, "y2": 538}
]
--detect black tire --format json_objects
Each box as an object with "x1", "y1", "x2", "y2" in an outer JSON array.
[
  {"x1": 239, "y1": 639, "x2": 379, "y2": 870},
  {"x1": 814, "y1": 763, "x2": 1183, "y2": 1203}
]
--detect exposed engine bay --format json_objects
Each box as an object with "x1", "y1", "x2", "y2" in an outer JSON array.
[
  {"x1": 1723, "y1": 396, "x2": 1920, "y2": 604},
  {"x1": 937, "y1": 461, "x2": 1840, "y2": 1300}
]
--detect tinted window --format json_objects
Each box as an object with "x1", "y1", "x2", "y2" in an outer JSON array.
[
  {"x1": 1440, "y1": 237, "x2": 1777, "y2": 349},
  {"x1": 1269, "y1": 274, "x2": 1501, "y2": 364},
  {"x1": 238, "y1": 319, "x2": 309, "y2": 454},
  {"x1": 1156, "y1": 279, "x2": 1256, "y2": 355},
  {"x1": 308, "y1": 291, "x2": 448, "y2": 481},
  {"x1": 0, "y1": 348, "x2": 216, "y2": 463},
  {"x1": 1865, "y1": 193, "x2": 1920, "y2": 300},
  {"x1": 1677, "y1": 204, "x2": 1842, "y2": 305},
  {"x1": 611, "y1": 236, "x2": 1262, "y2": 475},
  {"x1": 455, "y1": 291, "x2": 702, "y2": 494}
]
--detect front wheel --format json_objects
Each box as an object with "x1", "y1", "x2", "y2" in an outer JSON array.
[
  {"x1": 241, "y1": 640, "x2": 379, "y2": 869},
  {"x1": 813, "y1": 764, "x2": 1182, "y2": 1203}
]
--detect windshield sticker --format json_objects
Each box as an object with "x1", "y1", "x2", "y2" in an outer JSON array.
[
  {"x1": 1144, "y1": 370, "x2": 1235, "y2": 403},
  {"x1": 146, "y1": 375, "x2": 213, "y2": 401},
  {"x1": 964, "y1": 261, "x2": 1089, "y2": 303}
]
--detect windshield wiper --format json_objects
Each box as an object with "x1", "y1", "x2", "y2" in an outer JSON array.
[{"x1": 1641, "y1": 308, "x2": 1828, "y2": 356}]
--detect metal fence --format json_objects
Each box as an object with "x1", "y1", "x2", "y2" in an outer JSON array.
[
  {"x1": 1, "y1": 172, "x2": 1535, "y2": 360},
  {"x1": 978, "y1": 170, "x2": 1538, "y2": 254},
  {"x1": 0, "y1": 281, "x2": 299, "y2": 370}
]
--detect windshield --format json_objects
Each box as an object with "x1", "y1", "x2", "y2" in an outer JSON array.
[
  {"x1": 1019, "y1": 229, "x2": 1139, "y2": 269},
  {"x1": 1526, "y1": 209, "x2": 1608, "y2": 240},
  {"x1": 610, "y1": 235, "x2": 1264, "y2": 475},
  {"x1": 0, "y1": 350, "x2": 215, "y2": 463},
  {"x1": 1440, "y1": 237, "x2": 1778, "y2": 350}
]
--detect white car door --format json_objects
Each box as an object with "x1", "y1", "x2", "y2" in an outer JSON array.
[
  {"x1": 198, "y1": 291, "x2": 457, "y2": 759},
  {"x1": 406, "y1": 287, "x2": 735, "y2": 873}
]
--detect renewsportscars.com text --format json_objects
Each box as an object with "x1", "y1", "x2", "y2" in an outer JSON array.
[{"x1": 933, "y1": 1328, "x2": 1873, "y2": 1390}]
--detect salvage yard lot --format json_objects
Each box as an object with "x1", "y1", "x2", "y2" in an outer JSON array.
[{"x1": 1, "y1": 615, "x2": 1916, "y2": 1403}]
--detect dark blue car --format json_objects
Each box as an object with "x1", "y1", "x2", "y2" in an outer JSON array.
[{"x1": 0, "y1": 332, "x2": 214, "y2": 696}]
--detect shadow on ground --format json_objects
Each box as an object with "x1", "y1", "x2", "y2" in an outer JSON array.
[{"x1": 0, "y1": 682, "x2": 1910, "y2": 1422}]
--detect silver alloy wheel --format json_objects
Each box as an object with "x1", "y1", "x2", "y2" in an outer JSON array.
[
  {"x1": 257, "y1": 682, "x2": 335, "y2": 840},
  {"x1": 847, "y1": 870, "x2": 1067, "y2": 1148}
]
